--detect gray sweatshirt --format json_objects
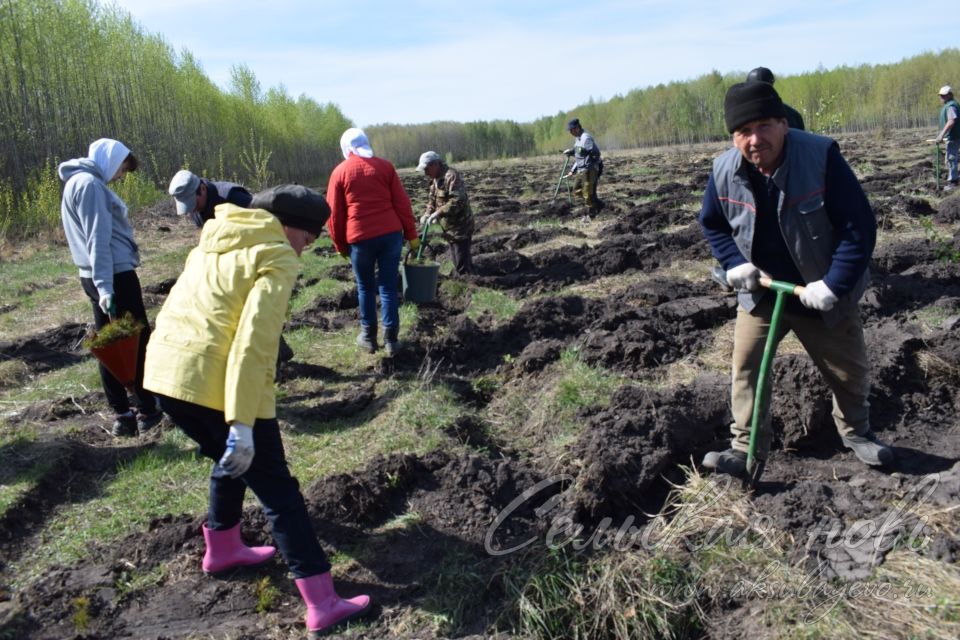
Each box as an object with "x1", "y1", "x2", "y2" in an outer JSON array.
[{"x1": 58, "y1": 157, "x2": 140, "y2": 297}]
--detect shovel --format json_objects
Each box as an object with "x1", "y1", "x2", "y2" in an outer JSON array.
[
  {"x1": 413, "y1": 219, "x2": 431, "y2": 261},
  {"x1": 927, "y1": 138, "x2": 941, "y2": 191},
  {"x1": 742, "y1": 276, "x2": 806, "y2": 489},
  {"x1": 552, "y1": 155, "x2": 573, "y2": 203},
  {"x1": 709, "y1": 268, "x2": 806, "y2": 488}
]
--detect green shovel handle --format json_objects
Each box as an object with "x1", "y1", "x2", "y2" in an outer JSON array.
[{"x1": 744, "y1": 277, "x2": 804, "y2": 488}]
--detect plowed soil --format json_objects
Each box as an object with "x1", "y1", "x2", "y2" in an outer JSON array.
[{"x1": 1, "y1": 128, "x2": 958, "y2": 639}]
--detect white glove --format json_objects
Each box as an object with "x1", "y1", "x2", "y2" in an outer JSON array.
[
  {"x1": 562, "y1": 148, "x2": 574, "y2": 156},
  {"x1": 419, "y1": 213, "x2": 430, "y2": 226},
  {"x1": 98, "y1": 293, "x2": 115, "y2": 316},
  {"x1": 219, "y1": 423, "x2": 254, "y2": 478},
  {"x1": 725, "y1": 263, "x2": 761, "y2": 292},
  {"x1": 799, "y1": 280, "x2": 838, "y2": 311}
]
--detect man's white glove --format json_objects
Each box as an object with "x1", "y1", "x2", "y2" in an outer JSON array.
[
  {"x1": 219, "y1": 423, "x2": 254, "y2": 478},
  {"x1": 799, "y1": 280, "x2": 838, "y2": 311},
  {"x1": 98, "y1": 293, "x2": 115, "y2": 316},
  {"x1": 725, "y1": 263, "x2": 761, "y2": 292},
  {"x1": 562, "y1": 148, "x2": 574, "y2": 156}
]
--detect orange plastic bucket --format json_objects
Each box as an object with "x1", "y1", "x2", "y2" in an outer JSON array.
[{"x1": 89, "y1": 331, "x2": 142, "y2": 389}]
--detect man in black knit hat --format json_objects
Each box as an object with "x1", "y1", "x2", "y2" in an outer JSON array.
[{"x1": 698, "y1": 82, "x2": 892, "y2": 478}]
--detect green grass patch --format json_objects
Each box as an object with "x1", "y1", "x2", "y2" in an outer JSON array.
[
  {"x1": 9, "y1": 429, "x2": 208, "y2": 587},
  {"x1": 0, "y1": 457, "x2": 51, "y2": 516},
  {"x1": 0, "y1": 359, "x2": 102, "y2": 405},
  {"x1": 277, "y1": 373, "x2": 462, "y2": 480},
  {"x1": 466, "y1": 287, "x2": 519, "y2": 322},
  {"x1": 419, "y1": 548, "x2": 491, "y2": 636},
  {"x1": 490, "y1": 347, "x2": 626, "y2": 459}
]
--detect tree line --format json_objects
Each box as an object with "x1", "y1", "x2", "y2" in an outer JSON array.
[
  {"x1": 0, "y1": 0, "x2": 351, "y2": 237},
  {"x1": 2, "y1": 0, "x2": 959, "y2": 239},
  {"x1": 369, "y1": 48, "x2": 960, "y2": 162}
]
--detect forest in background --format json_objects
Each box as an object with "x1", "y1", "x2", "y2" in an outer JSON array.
[{"x1": 2, "y1": 0, "x2": 959, "y2": 239}]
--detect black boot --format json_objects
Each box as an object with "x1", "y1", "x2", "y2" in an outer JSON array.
[
  {"x1": 384, "y1": 326, "x2": 399, "y2": 356},
  {"x1": 356, "y1": 325, "x2": 377, "y2": 353}
]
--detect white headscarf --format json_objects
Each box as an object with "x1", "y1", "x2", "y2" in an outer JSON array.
[
  {"x1": 88, "y1": 138, "x2": 131, "y2": 182},
  {"x1": 339, "y1": 127, "x2": 374, "y2": 159}
]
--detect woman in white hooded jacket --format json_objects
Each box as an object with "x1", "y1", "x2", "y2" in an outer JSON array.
[{"x1": 58, "y1": 138, "x2": 163, "y2": 436}]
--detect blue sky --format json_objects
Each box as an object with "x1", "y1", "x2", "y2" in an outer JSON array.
[{"x1": 111, "y1": 0, "x2": 954, "y2": 128}]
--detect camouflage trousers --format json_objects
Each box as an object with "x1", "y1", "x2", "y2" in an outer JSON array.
[{"x1": 572, "y1": 166, "x2": 602, "y2": 213}]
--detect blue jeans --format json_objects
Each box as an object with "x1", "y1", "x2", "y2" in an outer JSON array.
[
  {"x1": 156, "y1": 394, "x2": 331, "y2": 579},
  {"x1": 350, "y1": 231, "x2": 402, "y2": 331}
]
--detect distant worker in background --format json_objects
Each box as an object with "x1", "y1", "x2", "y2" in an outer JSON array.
[
  {"x1": 936, "y1": 85, "x2": 959, "y2": 191},
  {"x1": 562, "y1": 117, "x2": 604, "y2": 221},
  {"x1": 746, "y1": 67, "x2": 805, "y2": 131},
  {"x1": 59, "y1": 138, "x2": 164, "y2": 437},
  {"x1": 168, "y1": 169, "x2": 293, "y2": 363},
  {"x1": 327, "y1": 127, "x2": 419, "y2": 356},
  {"x1": 416, "y1": 151, "x2": 475, "y2": 276},
  {"x1": 698, "y1": 82, "x2": 892, "y2": 478},
  {"x1": 168, "y1": 169, "x2": 252, "y2": 228}
]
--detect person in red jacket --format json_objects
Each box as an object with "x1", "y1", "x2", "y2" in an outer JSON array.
[{"x1": 326, "y1": 128, "x2": 419, "y2": 355}]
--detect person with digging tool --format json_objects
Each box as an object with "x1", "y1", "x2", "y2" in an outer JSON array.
[
  {"x1": 416, "y1": 150, "x2": 475, "y2": 275},
  {"x1": 59, "y1": 138, "x2": 164, "y2": 437},
  {"x1": 562, "y1": 117, "x2": 604, "y2": 221},
  {"x1": 746, "y1": 66, "x2": 805, "y2": 131},
  {"x1": 698, "y1": 82, "x2": 893, "y2": 480},
  {"x1": 168, "y1": 169, "x2": 294, "y2": 364},
  {"x1": 143, "y1": 185, "x2": 372, "y2": 636},
  {"x1": 327, "y1": 127, "x2": 419, "y2": 355},
  {"x1": 935, "y1": 85, "x2": 959, "y2": 191}
]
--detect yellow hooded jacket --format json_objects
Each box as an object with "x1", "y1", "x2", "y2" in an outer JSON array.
[{"x1": 144, "y1": 205, "x2": 299, "y2": 425}]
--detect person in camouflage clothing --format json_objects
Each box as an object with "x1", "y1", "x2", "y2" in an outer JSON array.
[
  {"x1": 416, "y1": 151, "x2": 475, "y2": 275},
  {"x1": 562, "y1": 117, "x2": 604, "y2": 218}
]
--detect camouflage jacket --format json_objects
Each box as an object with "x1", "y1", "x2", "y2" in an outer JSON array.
[{"x1": 427, "y1": 164, "x2": 474, "y2": 240}]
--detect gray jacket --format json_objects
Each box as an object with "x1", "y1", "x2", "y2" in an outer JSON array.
[
  {"x1": 59, "y1": 158, "x2": 140, "y2": 298},
  {"x1": 572, "y1": 130, "x2": 601, "y2": 173},
  {"x1": 711, "y1": 129, "x2": 869, "y2": 327}
]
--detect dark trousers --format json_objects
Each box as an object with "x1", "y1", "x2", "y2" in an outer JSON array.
[
  {"x1": 448, "y1": 238, "x2": 474, "y2": 275},
  {"x1": 156, "y1": 394, "x2": 331, "y2": 579},
  {"x1": 80, "y1": 270, "x2": 157, "y2": 415}
]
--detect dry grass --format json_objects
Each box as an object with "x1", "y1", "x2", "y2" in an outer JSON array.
[
  {"x1": 509, "y1": 468, "x2": 960, "y2": 640},
  {"x1": 917, "y1": 349, "x2": 960, "y2": 382}
]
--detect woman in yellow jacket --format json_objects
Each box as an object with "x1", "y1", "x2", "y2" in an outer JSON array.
[{"x1": 144, "y1": 185, "x2": 370, "y2": 636}]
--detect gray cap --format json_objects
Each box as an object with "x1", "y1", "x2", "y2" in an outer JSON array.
[
  {"x1": 417, "y1": 151, "x2": 441, "y2": 173},
  {"x1": 168, "y1": 169, "x2": 201, "y2": 215}
]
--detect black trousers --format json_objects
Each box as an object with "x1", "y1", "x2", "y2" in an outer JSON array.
[
  {"x1": 449, "y1": 238, "x2": 474, "y2": 275},
  {"x1": 80, "y1": 270, "x2": 157, "y2": 415},
  {"x1": 157, "y1": 394, "x2": 332, "y2": 579}
]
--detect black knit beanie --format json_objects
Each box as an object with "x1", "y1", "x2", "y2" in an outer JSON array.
[
  {"x1": 250, "y1": 184, "x2": 329, "y2": 236},
  {"x1": 724, "y1": 82, "x2": 786, "y2": 133}
]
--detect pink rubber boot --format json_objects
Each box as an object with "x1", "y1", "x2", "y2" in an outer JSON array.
[
  {"x1": 201, "y1": 523, "x2": 276, "y2": 574},
  {"x1": 295, "y1": 571, "x2": 371, "y2": 635}
]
